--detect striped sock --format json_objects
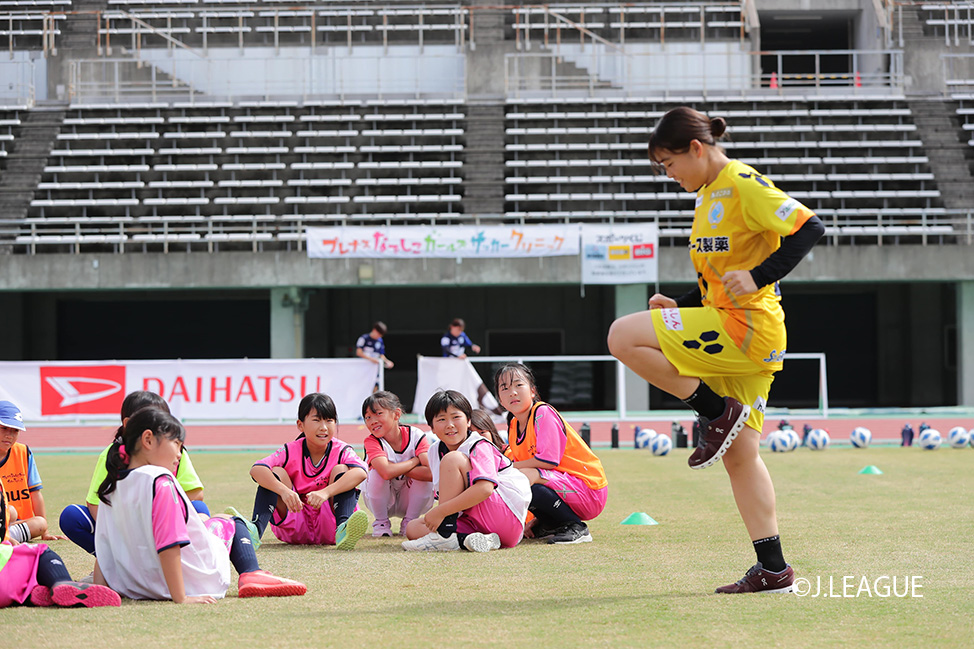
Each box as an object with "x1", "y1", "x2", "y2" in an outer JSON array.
[{"x1": 9, "y1": 521, "x2": 30, "y2": 543}]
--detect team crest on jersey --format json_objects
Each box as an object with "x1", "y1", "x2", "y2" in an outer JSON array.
[
  {"x1": 763, "y1": 349, "x2": 786, "y2": 363},
  {"x1": 708, "y1": 201, "x2": 724, "y2": 228},
  {"x1": 775, "y1": 198, "x2": 799, "y2": 221},
  {"x1": 661, "y1": 308, "x2": 684, "y2": 331}
]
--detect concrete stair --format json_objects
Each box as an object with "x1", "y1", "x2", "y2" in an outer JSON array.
[
  {"x1": 908, "y1": 97, "x2": 974, "y2": 211},
  {"x1": 0, "y1": 104, "x2": 66, "y2": 228},
  {"x1": 462, "y1": 103, "x2": 505, "y2": 217}
]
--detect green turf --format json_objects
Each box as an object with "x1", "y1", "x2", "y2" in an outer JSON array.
[{"x1": 3, "y1": 446, "x2": 972, "y2": 648}]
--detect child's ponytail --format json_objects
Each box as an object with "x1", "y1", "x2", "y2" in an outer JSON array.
[{"x1": 98, "y1": 431, "x2": 132, "y2": 506}]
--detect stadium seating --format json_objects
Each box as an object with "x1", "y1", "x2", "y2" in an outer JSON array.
[
  {"x1": 505, "y1": 95, "x2": 944, "y2": 242},
  {"x1": 23, "y1": 99, "x2": 465, "y2": 250}
]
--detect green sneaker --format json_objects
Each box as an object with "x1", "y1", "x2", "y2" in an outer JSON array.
[
  {"x1": 335, "y1": 510, "x2": 368, "y2": 551},
  {"x1": 224, "y1": 506, "x2": 261, "y2": 550}
]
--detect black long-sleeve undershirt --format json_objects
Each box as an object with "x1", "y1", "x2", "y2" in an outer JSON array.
[{"x1": 672, "y1": 215, "x2": 825, "y2": 308}]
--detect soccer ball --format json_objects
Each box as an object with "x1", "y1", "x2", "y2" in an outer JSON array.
[
  {"x1": 765, "y1": 430, "x2": 783, "y2": 449},
  {"x1": 783, "y1": 429, "x2": 800, "y2": 450},
  {"x1": 635, "y1": 427, "x2": 658, "y2": 449},
  {"x1": 650, "y1": 433, "x2": 672, "y2": 456},
  {"x1": 850, "y1": 427, "x2": 872, "y2": 449},
  {"x1": 918, "y1": 429, "x2": 941, "y2": 450},
  {"x1": 806, "y1": 428, "x2": 830, "y2": 450},
  {"x1": 769, "y1": 431, "x2": 798, "y2": 453},
  {"x1": 947, "y1": 426, "x2": 970, "y2": 449}
]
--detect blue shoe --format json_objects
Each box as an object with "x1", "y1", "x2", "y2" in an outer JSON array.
[
  {"x1": 224, "y1": 506, "x2": 261, "y2": 550},
  {"x1": 335, "y1": 510, "x2": 368, "y2": 551}
]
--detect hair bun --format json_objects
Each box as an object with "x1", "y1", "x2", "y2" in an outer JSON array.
[{"x1": 710, "y1": 116, "x2": 727, "y2": 138}]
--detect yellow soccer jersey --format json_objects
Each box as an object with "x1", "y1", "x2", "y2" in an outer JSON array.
[{"x1": 690, "y1": 159, "x2": 815, "y2": 369}]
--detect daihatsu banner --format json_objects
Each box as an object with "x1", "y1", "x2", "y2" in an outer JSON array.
[{"x1": 0, "y1": 359, "x2": 378, "y2": 422}]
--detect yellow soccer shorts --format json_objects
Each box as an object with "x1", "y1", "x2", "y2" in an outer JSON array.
[{"x1": 650, "y1": 306, "x2": 775, "y2": 432}]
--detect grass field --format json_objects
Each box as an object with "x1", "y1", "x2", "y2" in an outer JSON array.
[{"x1": 3, "y1": 445, "x2": 972, "y2": 648}]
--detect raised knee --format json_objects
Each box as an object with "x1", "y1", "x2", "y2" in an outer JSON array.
[{"x1": 606, "y1": 320, "x2": 627, "y2": 358}]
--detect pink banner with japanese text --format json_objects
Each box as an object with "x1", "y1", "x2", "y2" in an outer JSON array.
[
  {"x1": 0, "y1": 359, "x2": 378, "y2": 423},
  {"x1": 306, "y1": 224, "x2": 581, "y2": 258}
]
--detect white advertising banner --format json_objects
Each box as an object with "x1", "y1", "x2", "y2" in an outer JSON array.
[
  {"x1": 307, "y1": 224, "x2": 581, "y2": 259},
  {"x1": 581, "y1": 223, "x2": 659, "y2": 285},
  {"x1": 0, "y1": 359, "x2": 378, "y2": 423},
  {"x1": 412, "y1": 357, "x2": 503, "y2": 418}
]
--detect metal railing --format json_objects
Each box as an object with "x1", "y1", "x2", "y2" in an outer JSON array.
[
  {"x1": 942, "y1": 51, "x2": 974, "y2": 90},
  {"x1": 506, "y1": 48, "x2": 904, "y2": 98},
  {"x1": 68, "y1": 50, "x2": 467, "y2": 103},
  {"x1": 3, "y1": 212, "x2": 971, "y2": 256}
]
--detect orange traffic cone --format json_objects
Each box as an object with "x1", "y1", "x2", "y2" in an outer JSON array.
[
  {"x1": 770, "y1": 71, "x2": 778, "y2": 89},
  {"x1": 854, "y1": 71, "x2": 861, "y2": 87}
]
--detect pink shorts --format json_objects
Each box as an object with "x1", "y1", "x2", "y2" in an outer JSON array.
[
  {"x1": 0, "y1": 542, "x2": 47, "y2": 608},
  {"x1": 205, "y1": 516, "x2": 236, "y2": 553},
  {"x1": 538, "y1": 470, "x2": 608, "y2": 521},
  {"x1": 271, "y1": 503, "x2": 359, "y2": 546},
  {"x1": 456, "y1": 489, "x2": 524, "y2": 549}
]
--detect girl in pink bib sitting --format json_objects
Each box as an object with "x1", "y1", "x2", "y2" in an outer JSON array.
[{"x1": 247, "y1": 393, "x2": 369, "y2": 549}]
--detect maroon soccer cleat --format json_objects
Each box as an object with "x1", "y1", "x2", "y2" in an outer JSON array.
[
  {"x1": 688, "y1": 397, "x2": 750, "y2": 470},
  {"x1": 715, "y1": 563, "x2": 795, "y2": 594}
]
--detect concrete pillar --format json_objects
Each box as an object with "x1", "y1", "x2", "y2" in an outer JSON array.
[
  {"x1": 959, "y1": 281, "x2": 974, "y2": 407},
  {"x1": 270, "y1": 287, "x2": 307, "y2": 359},
  {"x1": 614, "y1": 284, "x2": 650, "y2": 413},
  {"x1": 909, "y1": 284, "x2": 943, "y2": 404}
]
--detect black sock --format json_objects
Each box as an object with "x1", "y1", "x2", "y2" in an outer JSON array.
[
  {"x1": 35, "y1": 548, "x2": 72, "y2": 587},
  {"x1": 753, "y1": 535, "x2": 787, "y2": 573},
  {"x1": 437, "y1": 513, "x2": 459, "y2": 538},
  {"x1": 456, "y1": 532, "x2": 469, "y2": 549},
  {"x1": 682, "y1": 380, "x2": 726, "y2": 420},
  {"x1": 229, "y1": 518, "x2": 261, "y2": 575},
  {"x1": 331, "y1": 473, "x2": 359, "y2": 527},
  {"x1": 529, "y1": 484, "x2": 582, "y2": 528},
  {"x1": 252, "y1": 486, "x2": 278, "y2": 539}
]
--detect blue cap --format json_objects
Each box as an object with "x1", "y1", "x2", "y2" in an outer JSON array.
[{"x1": 0, "y1": 401, "x2": 26, "y2": 431}]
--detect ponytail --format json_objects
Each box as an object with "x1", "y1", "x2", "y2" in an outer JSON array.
[
  {"x1": 648, "y1": 106, "x2": 729, "y2": 164},
  {"x1": 98, "y1": 407, "x2": 186, "y2": 505},
  {"x1": 97, "y1": 433, "x2": 130, "y2": 506}
]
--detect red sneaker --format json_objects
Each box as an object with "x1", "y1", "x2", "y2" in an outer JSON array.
[
  {"x1": 29, "y1": 585, "x2": 54, "y2": 607},
  {"x1": 715, "y1": 564, "x2": 795, "y2": 594},
  {"x1": 237, "y1": 570, "x2": 307, "y2": 598},
  {"x1": 51, "y1": 582, "x2": 121, "y2": 608},
  {"x1": 688, "y1": 397, "x2": 750, "y2": 470}
]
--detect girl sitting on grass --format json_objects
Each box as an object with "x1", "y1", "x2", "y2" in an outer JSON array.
[{"x1": 93, "y1": 407, "x2": 306, "y2": 602}]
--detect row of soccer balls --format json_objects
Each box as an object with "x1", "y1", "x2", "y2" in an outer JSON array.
[
  {"x1": 766, "y1": 426, "x2": 974, "y2": 452},
  {"x1": 633, "y1": 425, "x2": 974, "y2": 454}
]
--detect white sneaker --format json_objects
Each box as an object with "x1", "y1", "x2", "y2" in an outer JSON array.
[
  {"x1": 78, "y1": 571, "x2": 95, "y2": 584},
  {"x1": 401, "y1": 532, "x2": 460, "y2": 552},
  {"x1": 372, "y1": 519, "x2": 392, "y2": 538},
  {"x1": 463, "y1": 532, "x2": 501, "y2": 553}
]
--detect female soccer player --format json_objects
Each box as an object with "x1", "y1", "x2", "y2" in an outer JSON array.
[
  {"x1": 401, "y1": 390, "x2": 530, "y2": 552},
  {"x1": 607, "y1": 106, "x2": 824, "y2": 594},
  {"x1": 247, "y1": 393, "x2": 369, "y2": 549},
  {"x1": 494, "y1": 363, "x2": 607, "y2": 544},
  {"x1": 361, "y1": 390, "x2": 433, "y2": 537},
  {"x1": 93, "y1": 408, "x2": 305, "y2": 602}
]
